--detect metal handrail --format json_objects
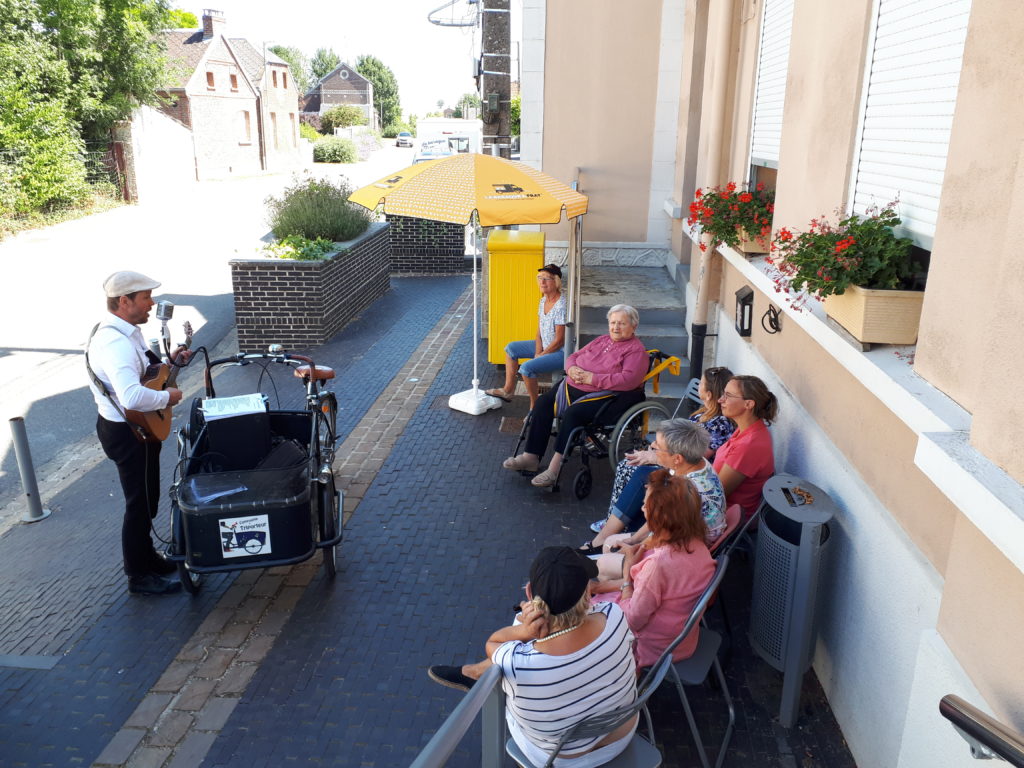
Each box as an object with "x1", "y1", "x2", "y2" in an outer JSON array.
[
  {"x1": 410, "y1": 665, "x2": 506, "y2": 768},
  {"x1": 940, "y1": 695, "x2": 1024, "y2": 766}
]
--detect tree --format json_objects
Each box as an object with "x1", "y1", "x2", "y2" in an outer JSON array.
[
  {"x1": 35, "y1": 0, "x2": 176, "y2": 140},
  {"x1": 356, "y1": 54, "x2": 401, "y2": 129},
  {"x1": 269, "y1": 45, "x2": 311, "y2": 94},
  {"x1": 321, "y1": 105, "x2": 366, "y2": 134},
  {"x1": 510, "y1": 94, "x2": 521, "y2": 136},
  {"x1": 166, "y1": 8, "x2": 196, "y2": 27},
  {"x1": 436, "y1": 99, "x2": 445, "y2": 110},
  {"x1": 310, "y1": 47, "x2": 341, "y2": 82},
  {"x1": 0, "y1": 8, "x2": 88, "y2": 215}
]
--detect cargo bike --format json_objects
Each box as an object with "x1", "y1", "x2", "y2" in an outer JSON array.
[{"x1": 164, "y1": 345, "x2": 343, "y2": 594}]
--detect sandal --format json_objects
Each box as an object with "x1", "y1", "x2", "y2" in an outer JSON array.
[
  {"x1": 576, "y1": 542, "x2": 603, "y2": 556},
  {"x1": 485, "y1": 388, "x2": 512, "y2": 403},
  {"x1": 503, "y1": 454, "x2": 539, "y2": 472},
  {"x1": 531, "y1": 467, "x2": 559, "y2": 487}
]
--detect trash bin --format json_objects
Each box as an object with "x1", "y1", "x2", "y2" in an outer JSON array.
[
  {"x1": 749, "y1": 473, "x2": 836, "y2": 727},
  {"x1": 486, "y1": 230, "x2": 545, "y2": 364}
]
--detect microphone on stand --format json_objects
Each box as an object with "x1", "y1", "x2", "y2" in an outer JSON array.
[{"x1": 155, "y1": 301, "x2": 174, "y2": 356}]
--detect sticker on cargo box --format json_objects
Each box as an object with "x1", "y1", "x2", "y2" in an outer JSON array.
[{"x1": 219, "y1": 515, "x2": 271, "y2": 558}]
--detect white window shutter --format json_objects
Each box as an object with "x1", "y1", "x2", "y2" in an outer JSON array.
[
  {"x1": 852, "y1": 0, "x2": 972, "y2": 249},
  {"x1": 750, "y1": 0, "x2": 795, "y2": 169}
]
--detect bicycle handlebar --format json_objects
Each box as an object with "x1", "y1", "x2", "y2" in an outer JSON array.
[{"x1": 206, "y1": 351, "x2": 314, "y2": 370}]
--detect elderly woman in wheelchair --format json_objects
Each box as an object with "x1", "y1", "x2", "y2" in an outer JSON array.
[{"x1": 503, "y1": 305, "x2": 648, "y2": 488}]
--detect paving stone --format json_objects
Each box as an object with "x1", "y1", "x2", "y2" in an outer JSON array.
[
  {"x1": 192, "y1": 697, "x2": 239, "y2": 731},
  {"x1": 193, "y1": 648, "x2": 236, "y2": 679},
  {"x1": 232, "y1": 597, "x2": 269, "y2": 625},
  {"x1": 214, "y1": 622, "x2": 253, "y2": 649},
  {"x1": 124, "y1": 693, "x2": 174, "y2": 729},
  {"x1": 235, "y1": 635, "x2": 275, "y2": 664},
  {"x1": 152, "y1": 662, "x2": 195, "y2": 693},
  {"x1": 126, "y1": 745, "x2": 172, "y2": 768},
  {"x1": 165, "y1": 731, "x2": 218, "y2": 768},
  {"x1": 147, "y1": 710, "x2": 192, "y2": 747},
  {"x1": 172, "y1": 678, "x2": 217, "y2": 712},
  {"x1": 92, "y1": 727, "x2": 145, "y2": 766},
  {"x1": 215, "y1": 664, "x2": 256, "y2": 696}
]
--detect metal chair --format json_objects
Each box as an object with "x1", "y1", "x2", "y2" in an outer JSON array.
[
  {"x1": 505, "y1": 648, "x2": 675, "y2": 768},
  {"x1": 656, "y1": 553, "x2": 735, "y2": 768}
]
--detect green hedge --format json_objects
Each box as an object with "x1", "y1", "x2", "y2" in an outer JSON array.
[{"x1": 313, "y1": 136, "x2": 357, "y2": 163}]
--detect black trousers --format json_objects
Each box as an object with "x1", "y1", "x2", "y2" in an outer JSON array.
[
  {"x1": 96, "y1": 416, "x2": 162, "y2": 578},
  {"x1": 525, "y1": 384, "x2": 645, "y2": 459}
]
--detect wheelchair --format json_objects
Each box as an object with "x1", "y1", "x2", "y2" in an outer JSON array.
[{"x1": 510, "y1": 349, "x2": 682, "y2": 499}]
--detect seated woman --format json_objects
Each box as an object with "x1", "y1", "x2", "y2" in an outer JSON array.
[
  {"x1": 593, "y1": 471, "x2": 716, "y2": 667},
  {"x1": 714, "y1": 374, "x2": 778, "y2": 519},
  {"x1": 429, "y1": 547, "x2": 638, "y2": 767},
  {"x1": 503, "y1": 305, "x2": 647, "y2": 488},
  {"x1": 486, "y1": 263, "x2": 566, "y2": 411},
  {"x1": 579, "y1": 419, "x2": 726, "y2": 554}
]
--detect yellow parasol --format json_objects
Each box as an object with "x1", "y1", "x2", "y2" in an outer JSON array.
[{"x1": 347, "y1": 152, "x2": 588, "y2": 226}]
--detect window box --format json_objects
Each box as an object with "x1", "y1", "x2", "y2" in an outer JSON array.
[{"x1": 823, "y1": 285, "x2": 924, "y2": 345}]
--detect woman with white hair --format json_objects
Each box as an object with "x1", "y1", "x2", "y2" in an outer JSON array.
[{"x1": 503, "y1": 305, "x2": 647, "y2": 487}]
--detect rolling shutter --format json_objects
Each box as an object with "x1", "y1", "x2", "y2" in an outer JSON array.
[
  {"x1": 851, "y1": 0, "x2": 972, "y2": 249},
  {"x1": 749, "y1": 0, "x2": 795, "y2": 169}
]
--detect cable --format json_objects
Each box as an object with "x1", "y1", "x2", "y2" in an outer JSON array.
[{"x1": 761, "y1": 305, "x2": 782, "y2": 334}]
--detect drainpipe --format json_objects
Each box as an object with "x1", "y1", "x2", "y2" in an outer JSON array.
[{"x1": 689, "y1": 0, "x2": 735, "y2": 382}]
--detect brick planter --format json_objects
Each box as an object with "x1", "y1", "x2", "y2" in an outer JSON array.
[
  {"x1": 385, "y1": 214, "x2": 466, "y2": 273},
  {"x1": 231, "y1": 222, "x2": 391, "y2": 351}
]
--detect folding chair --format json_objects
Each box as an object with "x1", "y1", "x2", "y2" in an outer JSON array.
[
  {"x1": 655, "y1": 554, "x2": 735, "y2": 768},
  {"x1": 506, "y1": 650, "x2": 674, "y2": 768}
]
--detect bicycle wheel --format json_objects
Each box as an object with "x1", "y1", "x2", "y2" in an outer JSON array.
[
  {"x1": 608, "y1": 402, "x2": 670, "y2": 472},
  {"x1": 317, "y1": 391, "x2": 338, "y2": 461},
  {"x1": 171, "y1": 505, "x2": 201, "y2": 595},
  {"x1": 319, "y1": 474, "x2": 340, "y2": 578}
]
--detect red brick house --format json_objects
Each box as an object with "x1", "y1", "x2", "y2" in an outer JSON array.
[
  {"x1": 301, "y1": 63, "x2": 377, "y2": 130},
  {"x1": 155, "y1": 10, "x2": 302, "y2": 179}
]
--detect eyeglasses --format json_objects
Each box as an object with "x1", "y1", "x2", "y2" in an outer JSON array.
[
  {"x1": 720, "y1": 391, "x2": 748, "y2": 400},
  {"x1": 704, "y1": 367, "x2": 727, "y2": 376},
  {"x1": 537, "y1": 277, "x2": 555, "y2": 283}
]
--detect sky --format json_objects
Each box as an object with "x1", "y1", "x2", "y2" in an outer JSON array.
[{"x1": 178, "y1": 0, "x2": 522, "y2": 119}]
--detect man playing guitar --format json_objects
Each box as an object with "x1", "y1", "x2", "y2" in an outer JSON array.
[{"x1": 86, "y1": 271, "x2": 190, "y2": 595}]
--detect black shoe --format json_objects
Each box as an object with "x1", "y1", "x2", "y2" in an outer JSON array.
[
  {"x1": 128, "y1": 573, "x2": 183, "y2": 595},
  {"x1": 428, "y1": 665, "x2": 476, "y2": 692},
  {"x1": 150, "y1": 554, "x2": 177, "y2": 576}
]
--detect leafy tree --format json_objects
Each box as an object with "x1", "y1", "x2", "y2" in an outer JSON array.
[
  {"x1": 510, "y1": 94, "x2": 521, "y2": 136},
  {"x1": 408, "y1": 114, "x2": 417, "y2": 134},
  {"x1": 436, "y1": 99, "x2": 444, "y2": 110},
  {"x1": 321, "y1": 105, "x2": 366, "y2": 134},
  {"x1": 35, "y1": 0, "x2": 176, "y2": 140},
  {"x1": 0, "y1": 13, "x2": 88, "y2": 214},
  {"x1": 270, "y1": 45, "x2": 311, "y2": 94},
  {"x1": 310, "y1": 47, "x2": 341, "y2": 81},
  {"x1": 356, "y1": 54, "x2": 401, "y2": 129},
  {"x1": 167, "y1": 8, "x2": 196, "y2": 27}
]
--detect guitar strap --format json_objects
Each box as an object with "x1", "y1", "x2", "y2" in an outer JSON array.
[{"x1": 85, "y1": 322, "x2": 152, "y2": 442}]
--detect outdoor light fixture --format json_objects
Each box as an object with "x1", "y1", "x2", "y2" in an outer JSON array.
[
  {"x1": 486, "y1": 92, "x2": 499, "y2": 112},
  {"x1": 736, "y1": 286, "x2": 754, "y2": 337}
]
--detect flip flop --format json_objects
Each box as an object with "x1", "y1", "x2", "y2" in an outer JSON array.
[{"x1": 485, "y1": 388, "x2": 512, "y2": 402}]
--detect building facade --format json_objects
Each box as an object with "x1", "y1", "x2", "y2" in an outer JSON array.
[
  {"x1": 522, "y1": 1, "x2": 1024, "y2": 766},
  {"x1": 301, "y1": 63, "x2": 376, "y2": 130}
]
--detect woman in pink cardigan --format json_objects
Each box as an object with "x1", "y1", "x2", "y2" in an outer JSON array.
[
  {"x1": 503, "y1": 304, "x2": 648, "y2": 487},
  {"x1": 593, "y1": 469, "x2": 715, "y2": 668}
]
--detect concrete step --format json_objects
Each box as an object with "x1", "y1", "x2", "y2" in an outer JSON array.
[{"x1": 579, "y1": 266, "x2": 686, "y2": 327}]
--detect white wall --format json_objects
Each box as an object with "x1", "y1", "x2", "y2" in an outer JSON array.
[
  {"x1": 129, "y1": 105, "x2": 196, "y2": 203},
  {"x1": 711, "y1": 299, "x2": 990, "y2": 768}
]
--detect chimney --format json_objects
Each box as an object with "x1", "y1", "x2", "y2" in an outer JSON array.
[{"x1": 202, "y1": 9, "x2": 225, "y2": 40}]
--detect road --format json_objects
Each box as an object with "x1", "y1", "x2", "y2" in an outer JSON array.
[{"x1": 0, "y1": 142, "x2": 415, "y2": 524}]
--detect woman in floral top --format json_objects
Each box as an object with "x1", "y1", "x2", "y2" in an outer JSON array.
[{"x1": 581, "y1": 366, "x2": 736, "y2": 552}]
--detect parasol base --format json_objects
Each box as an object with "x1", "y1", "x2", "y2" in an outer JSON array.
[{"x1": 448, "y1": 388, "x2": 503, "y2": 416}]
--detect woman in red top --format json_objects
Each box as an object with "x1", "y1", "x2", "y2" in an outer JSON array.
[{"x1": 712, "y1": 375, "x2": 778, "y2": 519}]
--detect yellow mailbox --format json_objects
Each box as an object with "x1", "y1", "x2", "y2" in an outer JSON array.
[{"x1": 487, "y1": 230, "x2": 546, "y2": 365}]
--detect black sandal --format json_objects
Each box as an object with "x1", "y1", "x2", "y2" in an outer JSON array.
[{"x1": 577, "y1": 542, "x2": 603, "y2": 556}]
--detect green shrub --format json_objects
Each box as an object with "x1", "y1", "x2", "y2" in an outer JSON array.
[
  {"x1": 382, "y1": 122, "x2": 412, "y2": 139},
  {"x1": 321, "y1": 105, "x2": 367, "y2": 134},
  {"x1": 298, "y1": 122, "x2": 320, "y2": 142},
  {"x1": 265, "y1": 176, "x2": 373, "y2": 242},
  {"x1": 313, "y1": 136, "x2": 357, "y2": 163},
  {"x1": 262, "y1": 234, "x2": 336, "y2": 261}
]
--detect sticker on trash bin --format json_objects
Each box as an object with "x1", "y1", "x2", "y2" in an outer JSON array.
[{"x1": 219, "y1": 515, "x2": 271, "y2": 558}]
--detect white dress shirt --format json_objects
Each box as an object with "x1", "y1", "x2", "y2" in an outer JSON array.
[{"x1": 88, "y1": 314, "x2": 170, "y2": 422}]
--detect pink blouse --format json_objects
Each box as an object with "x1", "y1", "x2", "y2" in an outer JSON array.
[
  {"x1": 565, "y1": 334, "x2": 647, "y2": 393},
  {"x1": 618, "y1": 542, "x2": 715, "y2": 668}
]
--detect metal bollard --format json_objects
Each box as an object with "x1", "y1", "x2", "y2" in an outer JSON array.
[{"x1": 9, "y1": 417, "x2": 51, "y2": 523}]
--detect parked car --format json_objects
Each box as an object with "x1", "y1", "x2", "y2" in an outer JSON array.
[{"x1": 395, "y1": 131, "x2": 413, "y2": 147}]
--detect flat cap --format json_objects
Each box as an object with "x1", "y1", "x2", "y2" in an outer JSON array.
[{"x1": 103, "y1": 271, "x2": 160, "y2": 298}]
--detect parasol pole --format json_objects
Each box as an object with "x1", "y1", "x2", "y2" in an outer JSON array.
[{"x1": 448, "y1": 211, "x2": 502, "y2": 415}]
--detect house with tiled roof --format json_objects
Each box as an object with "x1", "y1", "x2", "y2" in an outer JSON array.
[
  {"x1": 301, "y1": 63, "x2": 376, "y2": 131},
  {"x1": 155, "y1": 9, "x2": 302, "y2": 179}
]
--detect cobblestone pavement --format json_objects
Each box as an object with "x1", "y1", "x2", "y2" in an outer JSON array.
[{"x1": 0, "y1": 275, "x2": 856, "y2": 768}]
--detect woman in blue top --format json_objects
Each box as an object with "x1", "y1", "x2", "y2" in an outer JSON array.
[{"x1": 486, "y1": 263, "x2": 566, "y2": 410}]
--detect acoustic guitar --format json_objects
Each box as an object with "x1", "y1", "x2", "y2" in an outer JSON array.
[{"x1": 126, "y1": 321, "x2": 193, "y2": 442}]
